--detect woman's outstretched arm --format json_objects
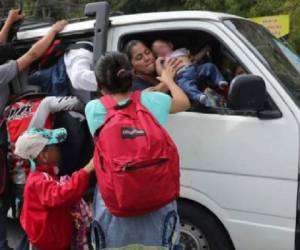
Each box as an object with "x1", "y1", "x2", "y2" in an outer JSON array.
[{"x1": 157, "y1": 58, "x2": 191, "y2": 113}]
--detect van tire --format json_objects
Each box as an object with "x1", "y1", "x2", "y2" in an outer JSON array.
[{"x1": 178, "y1": 200, "x2": 234, "y2": 250}]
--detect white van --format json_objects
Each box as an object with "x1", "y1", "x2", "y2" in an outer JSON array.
[{"x1": 14, "y1": 2, "x2": 300, "y2": 250}]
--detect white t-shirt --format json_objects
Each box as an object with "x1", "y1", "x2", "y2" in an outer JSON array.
[
  {"x1": 64, "y1": 47, "x2": 97, "y2": 92},
  {"x1": 166, "y1": 48, "x2": 190, "y2": 60}
]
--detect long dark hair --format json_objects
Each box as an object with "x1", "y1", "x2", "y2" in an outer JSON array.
[
  {"x1": 94, "y1": 51, "x2": 133, "y2": 94},
  {"x1": 124, "y1": 40, "x2": 145, "y2": 62}
]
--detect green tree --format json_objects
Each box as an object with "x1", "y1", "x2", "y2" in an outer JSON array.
[
  {"x1": 2, "y1": 0, "x2": 299, "y2": 53},
  {"x1": 282, "y1": 0, "x2": 300, "y2": 53},
  {"x1": 182, "y1": 0, "x2": 300, "y2": 53},
  {"x1": 107, "y1": 0, "x2": 183, "y2": 14}
]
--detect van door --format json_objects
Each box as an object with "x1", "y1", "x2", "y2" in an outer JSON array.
[{"x1": 112, "y1": 20, "x2": 299, "y2": 250}]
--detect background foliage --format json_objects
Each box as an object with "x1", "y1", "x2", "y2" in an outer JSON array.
[{"x1": 1, "y1": 0, "x2": 299, "y2": 53}]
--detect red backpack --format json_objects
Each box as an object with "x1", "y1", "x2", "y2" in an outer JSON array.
[
  {"x1": 5, "y1": 98, "x2": 53, "y2": 179},
  {"x1": 6, "y1": 98, "x2": 52, "y2": 143},
  {"x1": 94, "y1": 91, "x2": 180, "y2": 217}
]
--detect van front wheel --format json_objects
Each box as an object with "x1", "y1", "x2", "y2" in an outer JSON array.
[{"x1": 178, "y1": 200, "x2": 234, "y2": 250}]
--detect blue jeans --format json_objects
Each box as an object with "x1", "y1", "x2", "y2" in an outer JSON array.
[
  {"x1": 91, "y1": 187, "x2": 182, "y2": 249},
  {"x1": 27, "y1": 57, "x2": 70, "y2": 96},
  {"x1": 176, "y1": 62, "x2": 225, "y2": 103}
]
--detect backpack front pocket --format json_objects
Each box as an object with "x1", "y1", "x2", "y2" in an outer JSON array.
[{"x1": 111, "y1": 158, "x2": 177, "y2": 216}]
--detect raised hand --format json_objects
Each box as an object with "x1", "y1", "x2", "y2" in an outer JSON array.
[
  {"x1": 50, "y1": 20, "x2": 68, "y2": 34},
  {"x1": 7, "y1": 9, "x2": 24, "y2": 25}
]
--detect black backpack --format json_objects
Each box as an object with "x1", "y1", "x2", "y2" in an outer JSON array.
[
  {"x1": 0, "y1": 43, "x2": 18, "y2": 65},
  {"x1": 53, "y1": 111, "x2": 94, "y2": 176}
]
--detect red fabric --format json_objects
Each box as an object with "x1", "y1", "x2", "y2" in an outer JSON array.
[
  {"x1": 6, "y1": 98, "x2": 52, "y2": 181},
  {"x1": 20, "y1": 165, "x2": 90, "y2": 250},
  {"x1": 39, "y1": 39, "x2": 66, "y2": 68},
  {"x1": 94, "y1": 91, "x2": 180, "y2": 217},
  {"x1": 6, "y1": 98, "x2": 52, "y2": 143}
]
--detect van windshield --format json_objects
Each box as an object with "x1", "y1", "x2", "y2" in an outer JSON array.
[{"x1": 224, "y1": 19, "x2": 300, "y2": 107}]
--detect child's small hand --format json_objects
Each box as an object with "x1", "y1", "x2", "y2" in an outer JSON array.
[{"x1": 84, "y1": 159, "x2": 95, "y2": 174}]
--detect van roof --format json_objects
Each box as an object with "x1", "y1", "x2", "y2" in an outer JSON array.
[
  {"x1": 110, "y1": 11, "x2": 242, "y2": 25},
  {"x1": 17, "y1": 10, "x2": 243, "y2": 41}
]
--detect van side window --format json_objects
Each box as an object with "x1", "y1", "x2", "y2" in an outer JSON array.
[{"x1": 119, "y1": 30, "x2": 280, "y2": 117}]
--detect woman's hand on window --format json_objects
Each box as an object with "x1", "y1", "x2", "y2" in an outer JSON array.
[{"x1": 157, "y1": 58, "x2": 184, "y2": 85}]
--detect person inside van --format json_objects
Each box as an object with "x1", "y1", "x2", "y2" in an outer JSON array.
[
  {"x1": 0, "y1": 9, "x2": 67, "y2": 250},
  {"x1": 85, "y1": 51, "x2": 190, "y2": 249},
  {"x1": 27, "y1": 41, "x2": 97, "y2": 102},
  {"x1": 152, "y1": 39, "x2": 228, "y2": 107},
  {"x1": 0, "y1": 17, "x2": 67, "y2": 116},
  {"x1": 125, "y1": 40, "x2": 170, "y2": 92},
  {"x1": 125, "y1": 40, "x2": 227, "y2": 108}
]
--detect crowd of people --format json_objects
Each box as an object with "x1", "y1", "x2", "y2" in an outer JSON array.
[{"x1": 0, "y1": 9, "x2": 231, "y2": 250}]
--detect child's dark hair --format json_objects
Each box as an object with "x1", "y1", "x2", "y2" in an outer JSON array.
[
  {"x1": 151, "y1": 38, "x2": 173, "y2": 48},
  {"x1": 94, "y1": 51, "x2": 132, "y2": 94}
]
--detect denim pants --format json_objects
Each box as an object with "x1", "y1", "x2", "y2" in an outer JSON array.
[
  {"x1": 27, "y1": 57, "x2": 70, "y2": 96},
  {"x1": 91, "y1": 187, "x2": 182, "y2": 250},
  {"x1": 176, "y1": 62, "x2": 225, "y2": 103}
]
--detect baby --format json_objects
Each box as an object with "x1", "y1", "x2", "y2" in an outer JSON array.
[{"x1": 152, "y1": 39, "x2": 228, "y2": 106}]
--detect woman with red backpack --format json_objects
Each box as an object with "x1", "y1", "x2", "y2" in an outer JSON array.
[{"x1": 85, "y1": 51, "x2": 190, "y2": 249}]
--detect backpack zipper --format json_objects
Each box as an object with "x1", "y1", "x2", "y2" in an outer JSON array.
[{"x1": 122, "y1": 159, "x2": 167, "y2": 172}]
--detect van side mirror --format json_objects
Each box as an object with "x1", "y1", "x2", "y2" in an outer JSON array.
[{"x1": 227, "y1": 74, "x2": 267, "y2": 111}]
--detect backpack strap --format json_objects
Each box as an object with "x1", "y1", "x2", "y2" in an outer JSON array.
[
  {"x1": 129, "y1": 90, "x2": 165, "y2": 129},
  {"x1": 130, "y1": 91, "x2": 142, "y2": 104},
  {"x1": 100, "y1": 94, "x2": 136, "y2": 111},
  {"x1": 130, "y1": 91, "x2": 149, "y2": 113},
  {"x1": 100, "y1": 95, "x2": 118, "y2": 111},
  {"x1": 95, "y1": 96, "x2": 118, "y2": 137}
]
